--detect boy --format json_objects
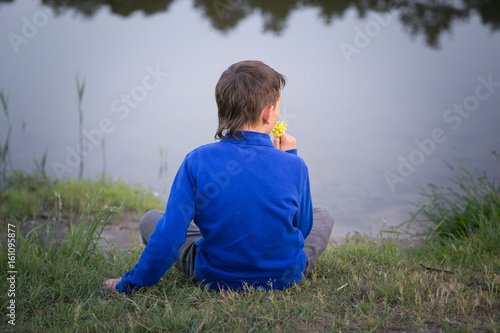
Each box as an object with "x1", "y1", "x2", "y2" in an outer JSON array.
[{"x1": 103, "y1": 60, "x2": 334, "y2": 292}]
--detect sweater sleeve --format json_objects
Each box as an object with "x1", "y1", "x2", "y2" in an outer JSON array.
[
  {"x1": 116, "y1": 157, "x2": 196, "y2": 293},
  {"x1": 293, "y1": 162, "x2": 313, "y2": 239}
]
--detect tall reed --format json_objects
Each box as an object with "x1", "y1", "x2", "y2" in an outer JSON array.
[
  {"x1": 101, "y1": 137, "x2": 106, "y2": 181},
  {"x1": 157, "y1": 143, "x2": 168, "y2": 180},
  {"x1": 0, "y1": 90, "x2": 12, "y2": 182},
  {"x1": 34, "y1": 148, "x2": 48, "y2": 179},
  {"x1": 75, "y1": 76, "x2": 86, "y2": 180}
]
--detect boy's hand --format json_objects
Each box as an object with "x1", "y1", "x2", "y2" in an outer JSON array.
[
  {"x1": 273, "y1": 133, "x2": 297, "y2": 151},
  {"x1": 102, "y1": 278, "x2": 122, "y2": 291}
]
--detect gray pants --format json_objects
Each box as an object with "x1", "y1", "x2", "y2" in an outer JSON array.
[{"x1": 139, "y1": 206, "x2": 334, "y2": 284}]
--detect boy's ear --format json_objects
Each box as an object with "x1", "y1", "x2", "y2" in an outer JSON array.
[{"x1": 261, "y1": 105, "x2": 274, "y2": 125}]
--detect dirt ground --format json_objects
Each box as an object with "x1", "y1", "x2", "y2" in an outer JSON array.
[
  {"x1": 99, "y1": 211, "x2": 145, "y2": 251},
  {"x1": 14, "y1": 211, "x2": 350, "y2": 253},
  {"x1": 15, "y1": 211, "x2": 144, "y2": 253}
]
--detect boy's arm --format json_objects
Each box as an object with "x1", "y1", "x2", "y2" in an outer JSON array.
[
  {"x1": 273, "y1": 133, "x2": 313, "y2": 235},
  {"x1": 275, "y1": 134, "x2": 312, "y2": 236},
  {"x1": 112, "y1": 158, "x2": 196, "y2": 293},
  {"x1": 294, "y1": 163, "x2": 313, "y2": 239}
]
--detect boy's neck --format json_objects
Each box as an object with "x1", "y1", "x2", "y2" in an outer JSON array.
[{"x1": 238, "y1": 124, "x2": 272, "y2": 135}]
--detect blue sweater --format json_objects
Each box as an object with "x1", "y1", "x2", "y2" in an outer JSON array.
[{"x1": 116, "y1": 131, "x2": 313, "y2": 292}]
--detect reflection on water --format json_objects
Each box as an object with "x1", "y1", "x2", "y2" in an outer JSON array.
[
  {"x1": 23, "y1": 0, "x2": 500, "y2": 47},
  {"x1": 1, "y1": 0, "x2": 499, "y2": 237}
]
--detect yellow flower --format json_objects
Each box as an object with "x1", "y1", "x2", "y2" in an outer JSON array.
[{"x1": 272, "y1": 121, "x2": 287, "y2": 137}]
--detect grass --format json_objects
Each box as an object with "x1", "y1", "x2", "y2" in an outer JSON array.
[
  {"x1": 0, "y1": 171, "x2": 163, "y2": 219},
  {"x1": 1, "y1": 202, "x2": 499, "y2": 331},
  {"x1": 0, "y1": 219, "x2": 498, "y2": 332},
  {"x1": 0, "y1": 163, "x2": 498, "y2": 332},
  {"x1": 403, "y1": 159, "x2": 500, "y2": 253}
]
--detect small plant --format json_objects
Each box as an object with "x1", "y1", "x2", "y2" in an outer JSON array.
[
  {"x1": 158, "y1": 143, "x2": 168, "y2": 180},
  {"x1": 75, "y1": 76, "x2": 86, "y2": 180},
  {"x1": 404, "y1": 157, "x2": 500, "y2": 249},
  {"x1": 101, "y1": 137, "x2": 106, "y2": 181},
  {"x1": 34, "y1": 148, "x2": 48, "y2": 179},
  {"x1": 0, "y1": 90, "x2": 12, "y2": 181},
  {"x1": 61, "y1": 192, "x2": 115, "y2": 257}
]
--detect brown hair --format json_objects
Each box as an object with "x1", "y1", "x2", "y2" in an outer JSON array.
[{"x1": 215, "y1": 60, "x2": 286, "y2": 140}]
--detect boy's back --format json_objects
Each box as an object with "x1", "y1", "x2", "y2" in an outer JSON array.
[
  {"x1": 103, "y1": 60, "x2": 333, "y2": 294},
  {"x1": 181, "y1": 132, "x2": 312, "y2": 289}
]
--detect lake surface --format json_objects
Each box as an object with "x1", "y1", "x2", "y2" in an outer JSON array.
[{"x1": 1, "y1": 0, "x2": 499, "y2": 236}]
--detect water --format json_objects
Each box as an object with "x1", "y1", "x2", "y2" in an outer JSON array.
[{"x1": 1, "y1": 0, "x2": 499, "y2": 237}]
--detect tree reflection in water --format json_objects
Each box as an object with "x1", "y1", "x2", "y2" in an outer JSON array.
[{"x1": 1, "y1": 0, "x2": 497, "y2": 47}]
